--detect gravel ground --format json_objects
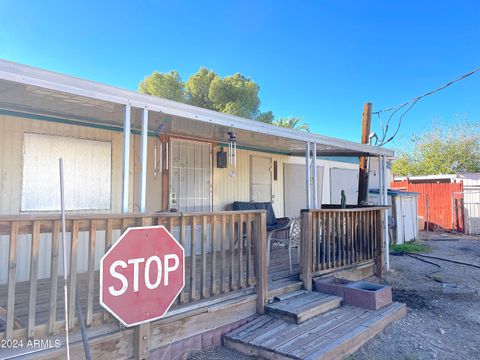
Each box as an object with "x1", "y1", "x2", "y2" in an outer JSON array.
[
  {"x1": 188, "y1": 232, "x2": 480, "y2": 360},
  {"x1": 352, "y1": 232, "x2": 480, "y2": 360}
]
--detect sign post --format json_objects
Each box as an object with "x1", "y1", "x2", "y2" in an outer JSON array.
[{"x1": 100, "y1": 225, "x2": 185, "y2": 358}]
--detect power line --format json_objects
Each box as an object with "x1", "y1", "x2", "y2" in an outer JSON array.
[
  {"x1": 373, "y1": 65, "x2": 480, "y2": 145},
  {"x1": 373, "y1": 65, "x2": 480, "y2": 115}
]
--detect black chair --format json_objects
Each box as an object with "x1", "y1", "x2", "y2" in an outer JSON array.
[
  {"x1": 232, "y1": 202, "x2": 293, "y2": 266},
  {"x1": 231, "y1": 201, "x2": 289, "y2": 231}
]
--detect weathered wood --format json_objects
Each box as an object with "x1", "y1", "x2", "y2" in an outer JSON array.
[
  {"x1": 246, "y1": 216, "x2": 252, "y2": 286},
  {"x1": 321, "y1": 213, "x2": 326, "y2": 270},
  {"x1": 179, "y1": 216, "x2": 186, "y2": 304},
  {"x1": 254, "y1": 212, "x2": 268, "y2": 314},
  {"x1": 301, "y1": 212, "x2": 313, "y2": 291},
  {"x1": 0, "y1": 210, "x2": 268, "y2": 236},
  {"x1": 190, "y1": 216, "x2": 197, "y2": 301},
  {"x1": 48, "y1": 221, "x2": 61, "y2": 335},
  {"x1": 134, "y1": 322, "x2": 150, "y2": 360},
  {"x1": 27, "y1": 221, "x2": 41, "y2": 338},
  {"x1": 68, "y1": 220, "x2": 79, "y2": 330},
  {"x1": 103, "y1": 218, "x2": 114, "y2": 322},
  {"x1": 6, "y1": 221, "x2": 19, "y2": 339},
  {"x1": 224, "y1": 302, "x2": 405, "y2": 360},
  {"x1": 221, "y1": 215, "x2": 227, "y2": 294},
  {"x1": 229, "y1": 214, "x2": 235, "y2": 291},
  {"x1": 375, "y1": 210, "x2": 385, "y2": 277},
  {"x1": 210, "y1": 215, "x2": 217, "y2": 296},
  {"x1": 86, "y1": 220, "x2": 97, "y2": 326},
  {"x1": 201, "y1": 215, "x2": 208, "y2": 298},
  {"x1": 238, "y1": 214, "x2": 244, "y2": 288},
  {"x1": 358, "y1": 102, "x2": 372, "y2": 205}
]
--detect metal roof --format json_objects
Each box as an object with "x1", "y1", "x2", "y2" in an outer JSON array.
[{"x1": 0, "y1": 60, "x2": 394, "y2": 157}]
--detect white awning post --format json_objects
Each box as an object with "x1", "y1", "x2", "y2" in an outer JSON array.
[
  {"x1": 312, "y1": 142, "x2": 318, "y2": 209},
  {"x1": 122, "y1": 104, "x2": 131, "y2": 213},
  {"x1": 382, "y1": 155, "x2": 389, "y2": 271},
  {"x1": 306, "y1": 142, "x2": 311, "y2": 209},
  {"x1": 139, "y1": 107, "x2": 149, "y2": 213}
]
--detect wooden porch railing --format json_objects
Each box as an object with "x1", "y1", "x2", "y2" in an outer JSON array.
[
  {"x1": 0, "y1": 210, "x2": 267, "y2": 340},
  {"x1": 300, "y1": 207, "x2": 386, "y2": 290}
]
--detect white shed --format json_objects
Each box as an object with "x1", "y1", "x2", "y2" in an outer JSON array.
[{"x1": 369, "y1": 189, "x2": 419, "y2": 244}]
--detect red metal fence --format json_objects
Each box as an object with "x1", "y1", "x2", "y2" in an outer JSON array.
[{"x1": 391, "y1": 179, "x2": 464, "y2": 232}]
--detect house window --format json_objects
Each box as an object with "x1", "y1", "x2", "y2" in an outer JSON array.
[{"x1": 21, "y1": 133, "x2": 112, "y2": 211}]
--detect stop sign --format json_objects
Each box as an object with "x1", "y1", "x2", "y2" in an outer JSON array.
[{"x1": 100, "y1": 225, "x2": 185, "y2": 327}]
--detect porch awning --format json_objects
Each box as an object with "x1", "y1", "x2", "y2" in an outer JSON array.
[{"x1": 0, "y1": 60, "x2": 393, "y2": 158}]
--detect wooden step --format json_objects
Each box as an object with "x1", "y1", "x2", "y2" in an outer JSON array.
[
  {"x1": 224, "y1": 302, "x2": 406, "y2": 360},
  {"x1": 266, "y1": 291, "x2": 342, "y2": 324}
]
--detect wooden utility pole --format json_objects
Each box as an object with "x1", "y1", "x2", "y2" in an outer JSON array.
[{"x1": 358, "y1": 102, "x2": 372, "y2": 205}]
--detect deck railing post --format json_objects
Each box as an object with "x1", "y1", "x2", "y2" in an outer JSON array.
[
  {"x1": 300, "y1": 210, "x2": 313, "y2": 291},
  {"x1": 375, "y1": 209, "x2": 385, "y2": 277},
  {"x1": 254, "y1": 211, "x2": 267, "y2": 314}
]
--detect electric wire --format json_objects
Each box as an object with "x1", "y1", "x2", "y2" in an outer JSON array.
[
  {"x1": 373, "y1": 66, "x2": 480, "y2": 115},
  {"x1": 373, "y1": 65, "x2": 480, "y2": 145}
]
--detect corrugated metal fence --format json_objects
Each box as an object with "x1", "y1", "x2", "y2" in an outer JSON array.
[{"x1": 391, "y1": 180, "x2": 464, "y2": 232}]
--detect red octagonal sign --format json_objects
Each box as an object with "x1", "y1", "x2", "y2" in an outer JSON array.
[{"x1": 100, "y1": 226, "x2": 185, "y2": 327}]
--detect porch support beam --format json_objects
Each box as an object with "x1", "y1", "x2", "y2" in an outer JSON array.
[
  {"x1": 139, "y1": 108, "x2": 149, "y2": 213},
  {"x1": 122, "y1": 104, "x2": 131, "y2": 213},
  {"x1": 312, "y1": 142, "x2": 318, "y2": 209},
  {"x1": 382, "y1": 155, "x2": 389, "y2": 271},
  {"x1": 306, "y1": 142, "x2": 311, "y2": 209}
]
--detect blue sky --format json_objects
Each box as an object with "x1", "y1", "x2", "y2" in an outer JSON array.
[{"x1": 1, "y1": 1, "x2": 479, "y2": 150}]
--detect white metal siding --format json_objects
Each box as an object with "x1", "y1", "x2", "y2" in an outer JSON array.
[{"x1": 330, "y1": 168, "x2": 359, "y2": 205}]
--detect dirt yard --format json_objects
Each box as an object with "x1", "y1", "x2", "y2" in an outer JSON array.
[
  {"x1": 352, "y1": 232, "x2": 480, "y2": 360},
  {"x1": 188, "y1": 232, "x2": 480, "y2": 360}
]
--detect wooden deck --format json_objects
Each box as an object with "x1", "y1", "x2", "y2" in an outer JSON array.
[
  {"x1": 224, "y1": 301, "x2": 406, "y2": 360},
  {"x1": 0, "y1": 246, "x2": 299, "y2": 333}
]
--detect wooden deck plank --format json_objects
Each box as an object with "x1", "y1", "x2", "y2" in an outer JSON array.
[
  {"x1": 224, "y1": 303, "x2": 406, "y2": 360},
  {"x1": 272, "y1": 306, "x2": 367, "y2": 355},
  {"x1": 266, "y1": 292, "x2": 328, "y2": 313}
]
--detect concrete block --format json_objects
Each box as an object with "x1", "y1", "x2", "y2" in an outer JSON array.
[
  {"x1": 314, "y1": 277, "x2": 351, "y2": 299},
  {"x1": 344, "y1": 281, "x2": 392, "y2": 310}
]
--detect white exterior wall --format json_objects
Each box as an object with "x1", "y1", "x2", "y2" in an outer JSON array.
[
  {"x1": 0, "y1": 114, "x2": 161, "y2": 283},
  {"x1": 0, "y1": 114, "x2": 361, "y2": 284}
]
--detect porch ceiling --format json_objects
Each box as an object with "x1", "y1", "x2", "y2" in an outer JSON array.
[{"x1": 0, "y1": 60, "x2": 394, "y2": 157}]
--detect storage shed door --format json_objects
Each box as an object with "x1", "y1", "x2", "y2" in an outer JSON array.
[{"x1": 170, "y1": 139, "x2": 212, "y2": 212}]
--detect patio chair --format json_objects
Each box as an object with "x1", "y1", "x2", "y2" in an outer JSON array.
[
  {"x1": 267, "y1": 217, "x2": 301, "y2": 274},
  {"x1": 231, "y1": 201, "x2": 289, "y2": 231}
]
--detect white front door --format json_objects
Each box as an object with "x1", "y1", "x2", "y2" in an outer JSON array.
[
  {"x1": 250, "y1": 155, "x2": 272, "y2": 203},
  {"x1": 169, "y1": 139, "x2": 212, "y2": 212}
]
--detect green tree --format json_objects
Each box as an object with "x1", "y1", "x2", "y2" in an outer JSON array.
[
  {"x1": 208, "y1": 73, "x2": 261, "y2": 119},
  {"x1": 138, "y1": 68, "x2": 310, "y2": 130},
  {"x1": 256, "y1": 111, "x2": 275, "y2": 124},
  {"x1": 139, "y1": 70, "x2": 185, "y2": 102},
  {"x1": 272, "y1": 117, "x2": 310, "y2": 132},
  {"x1": 392, "y1": 122, "x2": 480, "y2": 176},
  {"x1": 184, "y1": 67, "x2": 217, "y2": 109}
]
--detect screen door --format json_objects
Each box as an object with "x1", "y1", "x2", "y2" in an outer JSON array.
[{"x1": 169, "y1": 139, "x2": 212, "y2": 212}]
